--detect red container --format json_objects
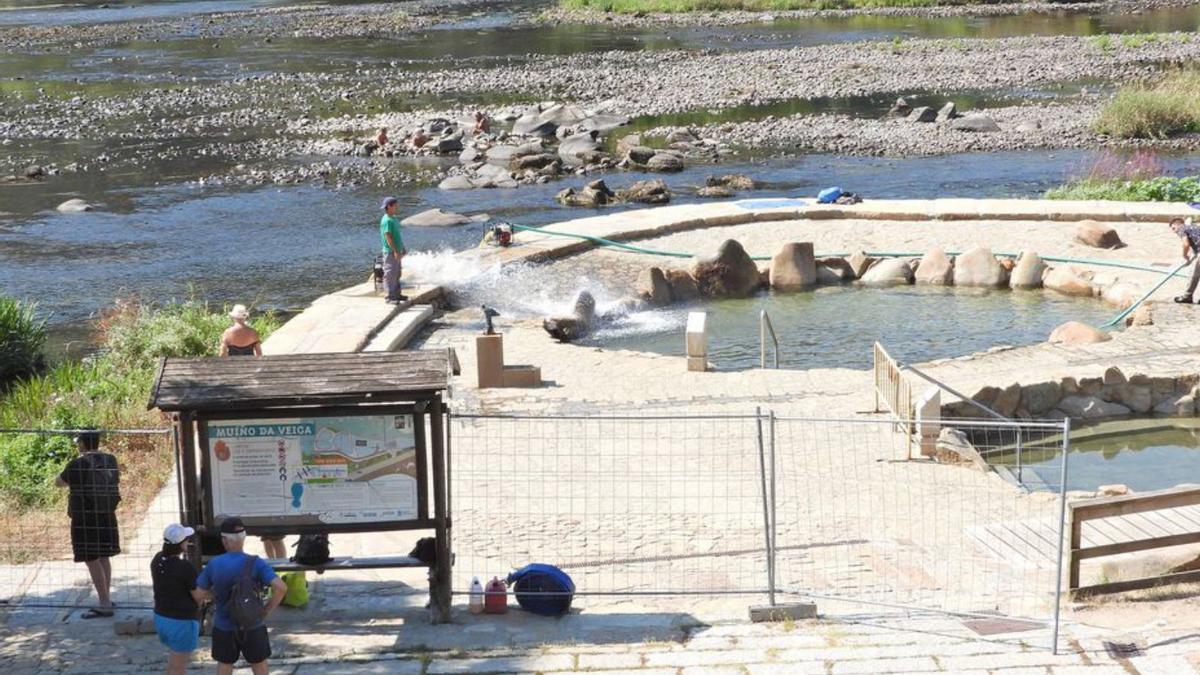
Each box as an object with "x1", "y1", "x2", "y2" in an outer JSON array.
[{"x1": 484, "y1": 576, "x2": 508, "y2": 614}]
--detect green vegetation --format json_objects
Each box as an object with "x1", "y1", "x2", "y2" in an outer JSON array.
[
  {"x1": 1046, "y1": 175, "x2": 1200, "y2": 202},
  {"x1": 560, "y1": 0, "x2": 968, "y2": 13},
  {"x1": 0, "y1": 298, "x2": 281, "y2": 514},
  {"x1": 1093, "y1": 69, "x2": 1200, "y2": 139},
  {"x1": 0, "y1": 297, "x2": 46, "y2": 389}
]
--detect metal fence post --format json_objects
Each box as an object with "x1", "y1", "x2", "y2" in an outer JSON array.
[
  {"x1": 769, "y1": 409, "x2": 778, "y2": 605},
  {"x1": 755, "y1": 407, "x2": 776, "y2": 606},
  {"x1": 1051, "y1": 418, "x2": 1072, "y2": 655}
]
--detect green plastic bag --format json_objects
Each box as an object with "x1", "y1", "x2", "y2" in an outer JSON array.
[{"x1": 281, "y1": 572, "x2": 308, "y2": 608}]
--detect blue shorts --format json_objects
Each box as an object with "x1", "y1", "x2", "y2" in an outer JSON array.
[{"x1": 154, "y1": 613, "x2": 200, "y2": 653}]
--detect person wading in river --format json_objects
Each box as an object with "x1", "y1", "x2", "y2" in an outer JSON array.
[
  {"x1": 380, "y1": 197, "x2": 407, "y2": 304},
  {"x1": 1170, "y1": 217, "x2": 1200, "y2": 304}
]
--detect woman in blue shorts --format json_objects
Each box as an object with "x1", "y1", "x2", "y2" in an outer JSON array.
[{"x1": 152, "y1": 524, "x2": 204, "y2": 674}]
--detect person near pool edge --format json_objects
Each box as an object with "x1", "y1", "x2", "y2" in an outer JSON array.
[
  {"x1": 380, "y1": 196, "x2": 407, "y2": 304},
  {"x1": 1170, "y1": 216, "x2": 1200, "y2": 304}
]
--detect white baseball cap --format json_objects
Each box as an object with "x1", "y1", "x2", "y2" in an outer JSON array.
[{"x1": 163, "y1": 523, "x2": 196, "y2": 544}]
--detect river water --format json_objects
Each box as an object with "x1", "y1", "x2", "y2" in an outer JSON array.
[{"x1": 4, "y1": 0, "x2": 1200, "y2": 327}]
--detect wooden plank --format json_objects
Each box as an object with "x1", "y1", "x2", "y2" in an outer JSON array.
[
  {"x1": 1124, "y1": 512, "x2": 1177, "y2": 539},
  {"x1": 1081, "y1": 519, "x2": 1122, "y2": 546},
  {"x1": 1077, "y1": 531, "x2": 1200, "y2": 561},
  {"x1": 1071, "y1": 486, "x2": 1200, "y2": 520},
  {"x1": 1073, "y1": 568, "x2": 1200, "y2": 598}
]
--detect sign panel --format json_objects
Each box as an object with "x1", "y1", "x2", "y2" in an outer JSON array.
[{"x1": 205, "y1": 413, "x2": 419, "y2": 526}]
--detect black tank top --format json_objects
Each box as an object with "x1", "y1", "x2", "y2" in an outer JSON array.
[{"x1": 226, "y1": 343, "x2": 258, "y2": 356}]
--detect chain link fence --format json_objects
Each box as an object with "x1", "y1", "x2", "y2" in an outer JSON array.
[{"x1": 0, "y1": 428, "x2": 177, "y2": 613}]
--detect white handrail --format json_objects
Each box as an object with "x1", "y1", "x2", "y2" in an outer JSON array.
[{"x1": 760, "y1": 310, "x2": 779, "y2": 369}]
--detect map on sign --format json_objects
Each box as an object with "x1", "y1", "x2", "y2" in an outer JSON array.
[{"x1": 206, "y1": 414, "x2": 419, "y2": 525}]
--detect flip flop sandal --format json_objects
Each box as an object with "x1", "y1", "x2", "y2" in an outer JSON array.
[{"x1": 81, "y1": 607, "x2": 114, "y2": 619}]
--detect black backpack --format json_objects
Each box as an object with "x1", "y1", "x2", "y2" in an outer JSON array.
[
  {"x1": 227, "y1": 555, "x2": 266, "y2": 631},
  {"x1": 291, "y1": 534, "x2": 331, "y2": 566}
]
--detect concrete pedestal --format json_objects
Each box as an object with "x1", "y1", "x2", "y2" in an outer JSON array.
[{"x1": 476, "y1": 334, "x2": 505, "y2": 389}]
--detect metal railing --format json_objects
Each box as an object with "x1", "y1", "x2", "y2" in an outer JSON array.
[{"x1": 760, "y1": 310, "x2": 779, "y2": 369}]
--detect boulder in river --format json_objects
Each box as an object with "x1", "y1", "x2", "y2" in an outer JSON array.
[
  {"x1": 637, "y1": 267, "x2": 672, "y2": 306},
  {"x1": 56, "y1": 198, "x2": 94, "y2": 213},
  {"x1": 697, "y1": 185, "x2": 734, "y2": 198},
  {"x1": 936, "y1": 102, "x2": 958, "y2": 122},
  {"x1": 617, "y1": 179, "x2": 670, "y2": 204},
  {"x1": 556, "y1": 179, "x2": 616, "y2": 207},
  {"x1": 665, "y1": 269, "x2": 700, "y2": 302},
  {"x1": 401, "y1": 208, "x2": 487, "y2": 227},
  {"x1": 625, "y1": 145, "x2": 657, "y2": 165},
  {"x1": 1043, "y1": 266, "x2": 1095, "y2": 296},
  {"x1": 706, "y1": 174, "x2": 756, "y2": 191},
  {"x1": 438, "y1": 175, "x2": 476, "y2": 191},
  {"x1": 646, "y1": 152, "x2": 684, "y2": 173},
  {"x1": 950, "y1": 115, "x2": 1001, "y2": 133},
  {"x1": 914, "y1": 247, "x2": 953, "y2": 285},
  {"x1": 1009, "y1": 250, "x2": 1047, "y2": 289},
  {"x1": 692, "y1": 239, "x2": 762, "y2": 298},
  {"x1": 859, "y1": 257, "x2": 914, "y2": 286},
  {"x1": 768, "y1": 242, "x2": 817, "y2": 291},
  {"x1": 907, "y1": 107, "x2": 937, "y2": 123},
  {"x1": 953, "y1": 246, "x2": 1008, "y2": 287},
  {"x1": 558, "y1": 131, "x2": 602, "y2": 166}
]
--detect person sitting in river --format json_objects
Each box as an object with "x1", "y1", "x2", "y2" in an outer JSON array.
[
  {"x1": 218, "y1": 305, "x2": 262, "y2": 357},
  {"x1": 409, "y1": 128, "x2": 429, "y2": 149},
  {"x1": 473, "y1": 111, "x2": 491, "y2": 135},
  {"x1": 1170, "y1": 217, "x2": 1200, "y2": 304},
  {"x1": 375, "y1": 126, "x2": 389, "y2": 147}
]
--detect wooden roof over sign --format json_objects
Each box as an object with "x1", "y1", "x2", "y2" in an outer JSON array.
[{"x1": 148, "y1": 351, "x2": 450, "y2": 412}]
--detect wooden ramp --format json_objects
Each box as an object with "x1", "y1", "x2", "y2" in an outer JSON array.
[{"x1": 967, "y1": 504, "x2": 1200, "y2": 570}]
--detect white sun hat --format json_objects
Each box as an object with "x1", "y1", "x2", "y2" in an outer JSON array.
[{"x1": 229, "y1": 304, "x2": 250, "y2": 321}]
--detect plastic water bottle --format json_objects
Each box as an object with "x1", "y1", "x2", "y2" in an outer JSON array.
[{"x1": 469, "y1": 577, "x2": 484, "y2": 614}]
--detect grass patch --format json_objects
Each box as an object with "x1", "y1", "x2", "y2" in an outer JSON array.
[
  {"x1": 0, "y1": 297, "x2": 47, "y2": 390},
  {"x1": 0, "y1": 297, "x2": 281, "y2": 563},
  {"x1": 1046, "y1": 175, "x2": 1200, "y2": 202},
  {"x1": 559, "y1": 0, "x2": 972, "y2": 13},
  {"x1": 1093, "y1": 69, "x2": 1200, "y2": 139}
]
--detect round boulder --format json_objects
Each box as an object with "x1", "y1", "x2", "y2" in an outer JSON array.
[
  {"x1": 1009, "y1": 250, "x2": 1047, "y2": 289},
  {"x1": 769, "y1": 242, "x2": 817, "y2": 292},
  {"x1": 1043, "y1": 266, "x2": 1095, "y2": 296},
  {"x1": 953, "y1": 246, "x2": 1008, "y2": 288},
  {"x1": 1075, "y1": 220, "x2": 1124, "y2": 249},
  {"x1": 56, "y1": 198, "x2": 94, "y2": 213},
  {"x1": 1048, "y1": 321, "x2": 1111, "y2": 345},
  {"x1": 692, "y1": 239, "x2": 762, "y2": 298},
  {"x1": 859, "y1": 257, "x2": 914, "y2": 287},
  {"x1": 914, "y1": 247, "x2": 953, "y2": 285},
  {"x1": 646, "y1": 152, "x2": 684, "y2": 173},
  {"x1": 665, "y1": 269, "x2": 700, "y2": 302}
]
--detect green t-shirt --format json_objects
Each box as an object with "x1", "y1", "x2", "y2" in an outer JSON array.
[{"x1": 380, "y1": 214, "x2": 403, "y2": 254}]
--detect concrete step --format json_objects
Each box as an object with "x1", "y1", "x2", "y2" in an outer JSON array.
[{"x1": 363, "y1": 304, "x2": 434, "y2": 352}]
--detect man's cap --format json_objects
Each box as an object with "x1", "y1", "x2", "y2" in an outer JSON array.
[
  {"x1": 163, "y1": 523, "x2": 195, "y2": 544},
  {"x1": 219, "y1": 516, "x2": 246, "y2": 535},
  {"x1": 380, "y1": 196, "x2": 398, "y2": 211}
]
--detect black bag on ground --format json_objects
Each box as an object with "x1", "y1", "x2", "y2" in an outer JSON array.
[
  {"x1": 291, "y1": 533, "x2": 331, "y2": 566},
  {"x1": 228, "y1": 555, "x2": 266, "y2": 630}
]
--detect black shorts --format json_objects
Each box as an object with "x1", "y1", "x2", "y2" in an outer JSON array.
[
  {"x1": 211, "y1": 626, "x2": 271, "y2": 665},
  {"x1": 70, "y1": 511, "x2": 120, "y2": 562}
]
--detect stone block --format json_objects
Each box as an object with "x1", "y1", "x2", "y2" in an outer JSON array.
[
  {"x1": 1020, "y1": 381, "x2": 1062, "y2": 416},
  {"x1": 749, "y1": 603, "x2": 817, "y2": 622},
  {"x1": 686, "y1": 312, "x2": 707, "y2": 358},
  {"x1": 501, "y1": 366, "x2": 541, "y2": 388},
  {"x1": 769, "y1": 242, "x2": 817, "y2": 291},
  {"x1": 1103, "y1": 366, "x2": 1126, "y2": 385},
  {"x1": 687, "y1": 356, "x2": 709, "y2": 372},
  {"x1": 476, "y1": 334, "x2": 505, "y2": 389}
]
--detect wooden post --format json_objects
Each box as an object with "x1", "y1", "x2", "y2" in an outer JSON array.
[
  {"x1": 1068, "y1": 511, "x2": 1082, "y2": 596},
  {"x1": 427, "y1": 395, "x2": 452, "y2": 624}
]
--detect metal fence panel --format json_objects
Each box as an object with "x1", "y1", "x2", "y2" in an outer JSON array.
[
  {"x1": 773, "y1": 416, "x2": 1070, "y2": 626},
  {"x1": 449, "y1": 414, "x2": 771, "y2": 596},
  {"x1": 0, "y1": 428, "x2": 176, "y2": 612}
]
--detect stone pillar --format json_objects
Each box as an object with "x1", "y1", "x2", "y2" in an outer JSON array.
[
  {"x1": 476, "y1": 334, "x2": 504, "y2": 389},
  {"x1": 686, "y1": 311, "x2": 708, "y2": 372},
  {"x1": 916, "y1": 386, "x2": 941, "y2": 458}
]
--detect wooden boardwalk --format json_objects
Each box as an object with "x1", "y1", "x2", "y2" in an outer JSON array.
[{"x1": 966, "y1": 504, "x2": 1200, "y2": 570}]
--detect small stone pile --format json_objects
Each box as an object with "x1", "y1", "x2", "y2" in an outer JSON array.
[{"x1": 888, "y1": 97, "x2": 1001, "y2": 133}]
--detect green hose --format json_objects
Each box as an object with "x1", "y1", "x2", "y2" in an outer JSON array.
[{"x1": 511, "y1": 222, "x2": 1189, "y2": 329}]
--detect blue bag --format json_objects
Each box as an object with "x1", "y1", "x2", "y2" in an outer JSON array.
[
  {"x1": 817, "y1": 187, "x2": 843, "y2": 204},
  {"x1": 506, "y1": 564, "x2": 575, "y2": 616}
]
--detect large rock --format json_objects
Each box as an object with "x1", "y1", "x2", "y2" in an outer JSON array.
[
  {"x1": 625, "y1": 145, "x2": 657, "y2": 165},
  {"x1": 1154, "y1": 390, "x2": 1198, "y2": 416},
  {"x1": 1056, "y1": 395, "x2": 1131, "y2": 420},
  {"x1": 692, "y1": 239, "x2": 762, "y2": 298},
  {"x1": 1020, "y1": 381, "x2": 1063, "y2": 416},
  {"x1": 1048, "y1": 321, "x2": 1111, "y2": 345},
  {"x1": 935, "y1": 102, "x2": 957, "y2": 122},
  {"x1": 1101, "y1": 281, "x2": 1140, "y2": 309},
  {"x1": 816, "y1": 257, "x2": 855, "y2": 284},
  {"x1": 511, "y1": 153, "x2": 558, "y2": 171},
  {"x1": 558, "y1": 131, "x2": 602, "y2": 166},
  {"x1": 56, "y1": 198, "x2": 94, "y2": 213},
  {"x1": 950, "y1": 115, "x2": 1000, "y2": 132},
  {"x1": 1043, "y1": 266, "x2": 1095, "y2": 296},
  {"x1": 556, "y1": 180, "x2": 615, "y2": 207},
  {"x1": 768, "y1": 242, "x2": 817, "y2": 291},
  {"x1": 697, "y1": 185, "x2": 734, "y2": 198},
  {"x1": 1075, "y1": 220, "x2": 1124, "y2": 249},
  {"x1": 665, "y1": 269, "x2": 699, "y2": 302},
  {"x1": 907, "y1": 106, "x2": 937, "y2": 123},
  {"x1": 542, "y1": 290, "x2": 596, "y2": 342},
  {"x1": 637, "y1": 267, "x2": 673, "y2": 306},
  {"x1": 646, "y1": 152, "x2": 684, "y2": 173},
  {"x1": 577, "y1": 114, "x2": 629, "y2": 134},
  {"x1": 846, "y1": 251, "x2": 876, "y2": 279},
  {"x1": 706, "y1": 174, "x2": 756, "y2": 191},
  {"x1": 859, "y1": 257, "x2": 914, "y2": 286},
  {"x1": 511, "y1": 114, "x2": 558, "y2": 138},
  {"x1": 435, "y1": 137, "x2": 463, "y2": 154},
  {"x1": 953, "y1": 247, "x2": 1007, "y2": 287},
  {"x1": 914, "y1": 247, "x2": 954, "y2": 285},
  {"x1": 616, "y1": 134, "x2": 643, "y2": 156},
  {"x1": 617, "y1": 179, "x2": 670, "y2": 204},
  {"x1": 401, "y1": 208, "x2": 486, "y2": 227},
  {"x1": 438, "y1": 175, "x2": 476, "y2": 190},
  {"x1": 1009, "y1": 250, "x2": 1046, "y2": 289}
]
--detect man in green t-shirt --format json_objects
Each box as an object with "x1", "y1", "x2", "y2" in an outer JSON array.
[{"x1": 379, "y1": 197, "x2": 407, "y2": 303}]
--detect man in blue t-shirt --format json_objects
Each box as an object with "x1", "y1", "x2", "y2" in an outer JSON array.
[{"x1": 197, "y1": 517, "x2": 287, "y2": 675}]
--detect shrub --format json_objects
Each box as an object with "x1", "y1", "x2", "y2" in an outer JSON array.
[
  {"x1": 1045, "y1": 176, "x2": 1200, "y2": 202},
  {"x1": 1094, "y1": 69, "x2": 1200, "y2": 139},
  {"x1": 0, "y1": 297, "x2": 47, "y2": 390}
]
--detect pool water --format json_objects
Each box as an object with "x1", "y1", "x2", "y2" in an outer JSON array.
[
  {"x1": 1007, "y1": 420, "x2": 1200, "y2": 492},
  {"x1": 587, "y1": 284, "x2": 1117, "y2": 371}
]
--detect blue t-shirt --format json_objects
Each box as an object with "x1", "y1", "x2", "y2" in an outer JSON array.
[{"x1": 196, "y1": 552, "x2": 277, "y2": 631}]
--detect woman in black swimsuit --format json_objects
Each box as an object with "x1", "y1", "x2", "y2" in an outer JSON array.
[{"x1": 218, "y1": 304, "x2": 261, "y2": 357}]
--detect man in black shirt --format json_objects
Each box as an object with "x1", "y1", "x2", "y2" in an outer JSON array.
[
  {"x1": 152, "y1": 524, "x2": 204, "y2": 675},
  {"x1": 55, "y1": 428, "x2": 120, "y2": 618}
]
